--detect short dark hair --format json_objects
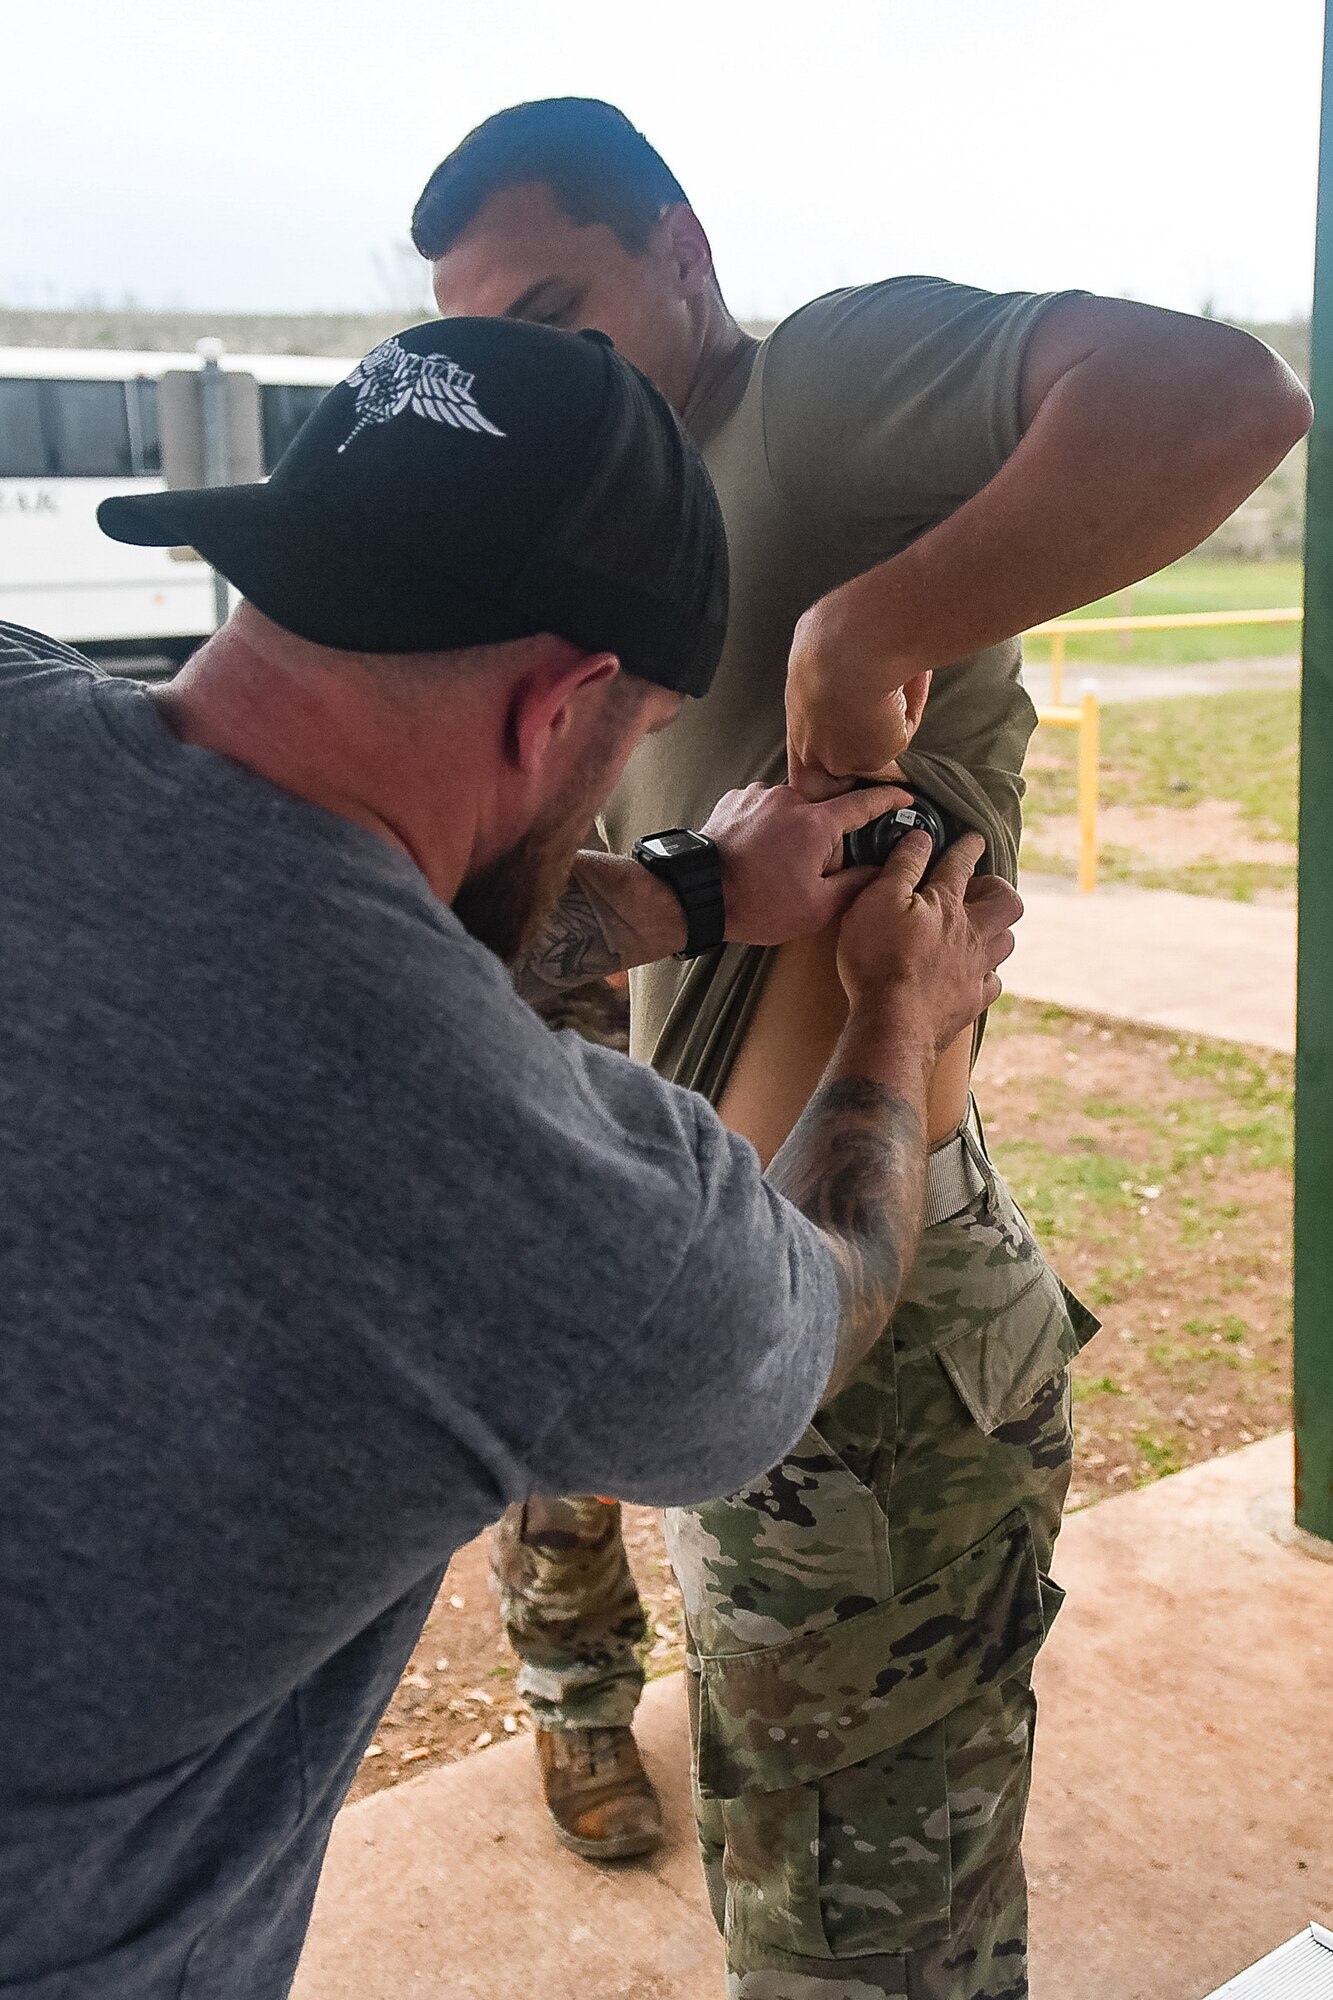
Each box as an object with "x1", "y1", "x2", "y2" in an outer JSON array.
[{"x1": 411, "y1": 98, "x2": 691, "y2": 261}]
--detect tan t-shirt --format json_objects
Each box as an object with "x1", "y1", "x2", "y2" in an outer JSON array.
[{"x1": 600, "y1": 276, "x2": 1072, "y2": 1101}]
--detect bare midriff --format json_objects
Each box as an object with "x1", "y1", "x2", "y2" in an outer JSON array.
[{"x1": 716, "y1": 920, "x2": 973, "y2": 1168}]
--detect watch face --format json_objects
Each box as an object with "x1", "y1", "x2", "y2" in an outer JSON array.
[{"x1": 646, "y1": 830, "x2": 707, "y2": 860}]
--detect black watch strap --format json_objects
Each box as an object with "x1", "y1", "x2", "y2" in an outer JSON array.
[{"x1": 631, "y1": 828, "x2": 726, "y2": 959}]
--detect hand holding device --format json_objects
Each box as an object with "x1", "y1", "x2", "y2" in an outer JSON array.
[
  {"x1": 633, "y1": 780, "x2": 925, "y2": 956},
  {"x1": 836, "y1": 829, "x2": 1022, "y2": 1055}
]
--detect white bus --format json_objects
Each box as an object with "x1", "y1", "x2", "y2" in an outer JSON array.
[{"x1": 0, "y1": 347, "x2": 348, "y2": 654}]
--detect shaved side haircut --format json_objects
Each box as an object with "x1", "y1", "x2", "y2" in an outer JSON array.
[{"x1": 411, "y1": 97, "x2": 690, "y2": 261}]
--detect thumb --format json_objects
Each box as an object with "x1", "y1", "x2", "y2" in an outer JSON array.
[
  {"x1": 826, "y1": 783, "x2": 914, "y2": 838},
  {"x1": 876, "y1": 826, "x2": 936, "y2": 897}
]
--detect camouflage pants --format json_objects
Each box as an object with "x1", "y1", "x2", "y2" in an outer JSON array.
[
  {"x1": 491, "y1": 1494, "x2": 647, "y2": 1730},
  {"x1": 665, "y1": 1134, "x2": 1098, "y2": 2000}
]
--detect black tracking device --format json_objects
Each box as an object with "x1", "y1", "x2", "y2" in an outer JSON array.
[{"x1": 842, "y1": 792, "x2": 951, "y2": 872}]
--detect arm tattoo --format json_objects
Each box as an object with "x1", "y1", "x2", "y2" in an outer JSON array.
[
  {"x1": 511, "y1": 870, "x2": 634, "y2": 1007},
  {"x1": 768, "y1": 1078, "x2": 927, "y2": 1393}
]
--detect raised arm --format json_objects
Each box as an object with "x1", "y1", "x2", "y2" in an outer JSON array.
[{"x1": 787, "y1": 296, "x2": 1312, "y2": 795}]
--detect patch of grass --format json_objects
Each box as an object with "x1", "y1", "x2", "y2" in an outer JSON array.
[
  {"x1": 1024, "y1": 556, "x2": 1303, "y2": 667},
  {"x1": 977, "y1": 998, "x2": 1293, "y2": 1509},
  {"x1": 1103, "y1": 691, "x2": 1298, "y2": 840},
  {"x1": 1025, "y1": 686, "x2": 1298, "y2": 835},
  {"x1": 1110, "y1": 859, "x2": 1296, "y2": 902},
  {"x1": 1033, "y1": 1041, "x2": 1293, "y2": 1183},
  {"x1": 1086, "y1": 1253, "x2": 1147, "y2": 1305},
  {"x1": 1182, "y1": 1313, "x2": 1249, "y2": 1342},
  {"x1": 1135, "y1": 1430, "x2": 1185, "y2": 1480},
  {"x1": 1022, "y1": 683, "x2": 1299, "y2": 900},
  {"x1": 988, "y1": 1002, "x2": 1295, "y2": 1178},
  {"x1": 1080, "y1": 1095, "x2": 1132, "y2": 1121},
  {"x1": 1168, "y1": 1037, "x2": 1289, "y2": 1097},
  {"x1": 1002, "y1": 1141, "x2": 1142, "y2": 1242},
  {"x1": 1071, "y1": 1374, "x2": 1128, "y2": 1402},
  {"x1": 1164, "y1": 1050, "x2": 1293, "y2": 1172},
  {"x1": 1029, "y1": 1002, "x2": 1072, "y2": 1031},
  {"x1": 1175, "y1": 1196, "x2": 1242, "y2": 1248}
]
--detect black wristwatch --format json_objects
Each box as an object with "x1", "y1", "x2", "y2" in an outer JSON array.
[{"x1": 631, "y1": 828, "x2": 726, "y2": 959}]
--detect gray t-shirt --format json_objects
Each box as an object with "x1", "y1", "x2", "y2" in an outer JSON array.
[{"x1": 0, "y1": 624, "x2": 838, "y2": 1998}]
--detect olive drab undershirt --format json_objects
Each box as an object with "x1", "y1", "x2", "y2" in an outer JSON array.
[{"x1": 598, "y1": 276, "x2": 1079, "y2": 1104}]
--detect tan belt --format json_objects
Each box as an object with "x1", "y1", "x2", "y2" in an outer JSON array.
[{"x1": 923, "y1": 1099, "x2": 990, "y2": 1230}]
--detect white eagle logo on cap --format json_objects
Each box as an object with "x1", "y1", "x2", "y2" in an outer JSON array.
[{"x1": 337, "y1": 337, "x2": 507, "y2": 451}]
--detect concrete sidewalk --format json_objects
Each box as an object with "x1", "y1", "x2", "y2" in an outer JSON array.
[
  {"x1": 293, "y1": 1437, "x2": 1332, "y2": 2000},
  {"x1": 1007, "y1": 876, "x2": 1296, "y2": 1052}
]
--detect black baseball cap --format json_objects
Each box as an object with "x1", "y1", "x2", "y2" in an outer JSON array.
[{"x1": 97, "y1": 319, "x2": 728, "y2": 698}]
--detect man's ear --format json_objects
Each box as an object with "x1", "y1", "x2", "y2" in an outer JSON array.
[
  {"x1": 659, "y1": 205, "x2": 715, "y2": 299},
  {"x1": 506, "y1": 643, "x2": 621, "y2": 775}
]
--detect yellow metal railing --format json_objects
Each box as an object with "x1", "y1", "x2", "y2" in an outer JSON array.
[
  {"x1": 1021, "y1": 606, "x2": 1303, "y2": 893},
  {"x1": 1030, "y1": 606, "x2": 1303, "y2": 705},
  {"x1": 1029, "y1": 692, "x2": 1101, "y2": 892}
]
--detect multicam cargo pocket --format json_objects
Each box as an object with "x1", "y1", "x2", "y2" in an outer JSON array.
[
  {"x1": 934, "y1": 1253, "x2": 1088, "y2": 1436},
  {"x1": 692, "y1": 1508, "x2": 1051, "y2": 1802},
  {"x1": 886, "y1": 1162, "x2": 1100, "y2": 1588},
  {"x1": 688, "y1": 1508, "x2": 1060, "y2": 1961},
  {"x1": 892, "y1": 1154, "x2": 1097, "y2": 1395},
  {"x1": 720, "y1": 1723, "x2": 953, "y2": 1962},
  {"x1": 665, "y1": 1423, "x2": 894, "y2": 1662}
]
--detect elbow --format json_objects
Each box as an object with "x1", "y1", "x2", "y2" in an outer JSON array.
[
  {"x1": 1239, "y1": 335, "x2": 1313, "y2": 463},
  {"x1": 1195, "y1": 323, "x2": 1312, "y2": 482}
]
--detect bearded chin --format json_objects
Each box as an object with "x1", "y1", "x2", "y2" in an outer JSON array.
[{"x1": 452, "y1": 823, "x2": 578, "y2": 965}]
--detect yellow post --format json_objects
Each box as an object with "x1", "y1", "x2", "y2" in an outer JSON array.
[
  {"x1": 1077, "y1": 689, "x2": 1100, "y2": 892},
  {"x1": 1050, "y1": 627, "x2": 1066, "y2": 706}
]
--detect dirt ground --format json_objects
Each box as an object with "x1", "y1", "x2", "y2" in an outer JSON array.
[
  {"x1": 974, "y1": 1002, "x2": 1292, "y2": 1505},
  {"x1": 1033, "y1": 796, "x2": 1297, "y2": 871},
  {"x1": 1019, "y1": 686, "x2": 1299, "y2": 901},
  {"x1": 350, "y1": 998, "x2": 1293, "y2": 1804}
]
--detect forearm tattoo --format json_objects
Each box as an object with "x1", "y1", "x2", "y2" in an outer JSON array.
[
  {"x1": 511, "y1": 871, "x2": 633, "y2": 1007},
  {"x1": 769, "y1": 1078, "x2": 927, "y2": 1388}
]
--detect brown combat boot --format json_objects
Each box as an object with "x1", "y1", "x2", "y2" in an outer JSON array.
[{"x1": 534, "y1": 1724, "x2": 663, "y2": 1861}]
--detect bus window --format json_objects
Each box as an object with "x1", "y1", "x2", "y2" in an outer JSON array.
[
  {"x1": 261, "y1": 384, "x2": 327, "y2": 471},
  {"x1": 44, "y1": 380, "x2": 133, "y2": 478},
  {"x1": 127, "y1": 377, "x2": 162, "y2": 477},
  {"x1": 0, "y1": 381, "x2": 48, "y2": 476}
]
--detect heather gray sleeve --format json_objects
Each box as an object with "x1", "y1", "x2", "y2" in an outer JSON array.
[{"x1": 521, "y1": 1047, "x2": 839, "y2": 1508}]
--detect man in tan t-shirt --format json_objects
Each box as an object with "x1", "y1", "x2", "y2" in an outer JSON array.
[{"x1": 416, "y1": 99, "x2": 1309, "y2": 2000}]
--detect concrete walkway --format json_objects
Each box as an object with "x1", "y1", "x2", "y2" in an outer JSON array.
[
  {"x1": 293, "y1": 1437, "x2": 1332, "y2": 2000},
  {"x1": 1007, "y1": 876, "x2": 1296, "y2": 1052},
  {"x1": 1021, "y1": 653, "x2": 1299, "y2": 705}
]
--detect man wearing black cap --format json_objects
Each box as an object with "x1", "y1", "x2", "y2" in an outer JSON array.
[{"x1": 0, "y1": 317, "x2": 1019, "y2": 1998}]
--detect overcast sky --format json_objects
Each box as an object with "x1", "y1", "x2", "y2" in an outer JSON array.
[{"x1": 2, "y1": 0, "x2": 1323, "y2": 326}]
